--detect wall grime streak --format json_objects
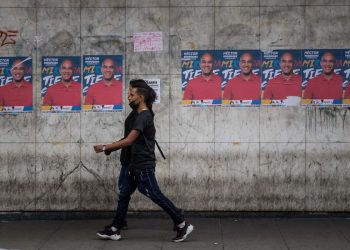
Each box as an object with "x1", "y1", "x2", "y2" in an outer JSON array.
[{"x1": 306, "y1": 107, "x2": 349, "y2": 132}]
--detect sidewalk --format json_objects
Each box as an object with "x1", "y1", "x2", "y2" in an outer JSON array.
[{"x1": 1, "y1": 217, "x2": 350, "y2": 250}]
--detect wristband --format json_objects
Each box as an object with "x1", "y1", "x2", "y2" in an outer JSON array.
[{"x1": 102, "y1": 145, "x2": 106, "y2": 152}]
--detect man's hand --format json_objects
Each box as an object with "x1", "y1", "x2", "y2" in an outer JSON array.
[{"x1": 93, "y1": 144, "x2": 104, "y2": 153}]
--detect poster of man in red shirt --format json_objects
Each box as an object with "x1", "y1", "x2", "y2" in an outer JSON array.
[
  {"x1": 181, "y1": 51, "x2": 222, "y2": 106},
  {"x1": 41, "y1": 56, "x2": 81, "y2": 112},
  {"x1": 83, "y1": 55, "x2": 123, "y2": 111},
  {"x1": 344, "y1": 83, "x2": 350, "y2": 104},
  {"x1": 0, "y1": 57, "x2": 33, "y2": 112},
  {"x1": 342, "y1": 50, "x2": 350, "y2": 105},
  {"x1": 302, "y1": 50, "x2": 343, "y2": 106},
  {"x1": 222, "y1": 50, "x2": 261, "y2": 106},
  {"x1": 262, "y1": 50, "x2": 302, "y2": 106}
]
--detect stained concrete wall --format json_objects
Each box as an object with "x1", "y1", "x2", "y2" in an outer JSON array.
[{"x1": 0, "y1": 0, "x2": 349, "y2": 212}]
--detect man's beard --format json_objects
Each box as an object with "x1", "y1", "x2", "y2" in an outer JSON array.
[
  {"x1": 14, "y1": 78, "x2": 24, "y2": 83},
  {"x1": 242, "y1": 71, "x2": 252, "y2": 76},
  {"x1": 282, "y1": 71, "x2": 292, "y2": 76},
  {"x1": 104, "y1": 76, "x2": 114, "y2": 81},
  {"x1": 323, "y1": 70, "x2": 333, "y2": 76},
  {"x1": 63, "y1": 78, "x2": 72, "y2": 82}
]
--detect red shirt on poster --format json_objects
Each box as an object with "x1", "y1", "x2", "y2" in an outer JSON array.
[
  {"x1": 43, "y1": 81, "x2": 81, "y2": 106},
  {"x1": 263, "y1": 74, "x2": 302, "y2": 99},
  {"x1": 183, "y1": 74, "x2": 222, "y2": 100},
  {"x1": 0, "y1": 81, "x2": 32, "y2": 106},
  {"x1": 344, "y1": 84, "x2": 350, "y2": 99},
  {"x1": 303, "y1": 73, "x2": 343, "y2": 99},
  {"x1": 84, "y1": 79, "x2": 123, "y2": 105},
  {"x1": 223, "y1": 74, "x2": 261, "y2": 100}
]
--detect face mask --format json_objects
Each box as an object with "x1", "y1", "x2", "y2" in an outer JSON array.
[{"x1": 129, "y1": 100, "x2": 139, "y2": 110}]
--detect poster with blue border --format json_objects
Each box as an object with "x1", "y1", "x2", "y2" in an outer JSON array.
[
  {"x1": 342, "y1": 49, "x2": 350, "y2": 106},
  {"x1": 181, "y1": 50, "x2": 222, "y2": 106},
  {"x1": 83, "y1": 55, "x2": 123, "y2": 112},
  {"x1": 41, "y1": 56, "x2": 81, "y2": 112},
  {"x1": 261, "y1": 50, "x2": 302, "y2": 106},
  {"x1": 0, "y1": 56, "x2": 32, "y2": 113},
  {"x1": 222, "y1": 50, "x2": 261, "y2": 107},
  {"x1": 302, "y1": 49, "x2": 343, "y2": 106}
]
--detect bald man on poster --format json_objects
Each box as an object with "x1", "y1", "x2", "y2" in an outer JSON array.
[
  {"x1": 303, "y1": 51, "x2": 343, "y2": 100},
  {"x1": 223, "y1": 52, "x2": 261, "y2": 101},
  {"x1": 183, "y1": 52, "x2": 222, "y2": 101},
  {"x1": 43, "y1": 58, "x2": 81, "y2": 106},
  {"x1": 263, "y1": 52, "x2": 302, "y2": 100},
  {"x1": 84, "y1": 57, "x2": 123, "y2": 105},
  {"x1": 0, "y1": 59, "x2": 32, "y2": 106}
]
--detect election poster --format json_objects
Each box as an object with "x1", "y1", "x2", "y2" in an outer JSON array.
[
  {"x1": 342, "y1": 49, "x2": 350, "y2": 106},
  {"x1": 181, "y1": 50, "x2": 222, "y2": 106},
  {"x1": 261, "y1": 50, "x2": 302, "y2": 106},
  {"x1": 302, "y1": 49, "x2": 344, "y2": 106},
  {"x1": 41, "y1": 56, "x2": 81, "y2": 112},
  {"x1": 83, "y1": 55, "x2": 123, "y2": 112},
  {"x1": 0, "y1": 56, "x2": 33, "y2": 113},
  {"x1": 222, "y1": 50, "x2": 261, "y2": 107}
]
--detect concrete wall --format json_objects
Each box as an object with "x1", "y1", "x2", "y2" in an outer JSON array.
[{"x1": 0, "y1": 0, "x2": 349, "y2": 212}]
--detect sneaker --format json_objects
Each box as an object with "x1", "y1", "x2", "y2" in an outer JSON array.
[
  {"x1": 96, "y1": 225, "x2": 121, "y2": 241},
  {"x1": 172, "y1": 222, "x2": 194, "y2": 242}
]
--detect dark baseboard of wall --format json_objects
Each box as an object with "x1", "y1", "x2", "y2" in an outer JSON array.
[{"x1": 1, "y1": 211, "x2": 350, "y2": 221}]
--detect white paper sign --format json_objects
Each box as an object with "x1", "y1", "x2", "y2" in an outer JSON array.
[
  {"x1": 145, "y1": 79, "x2": 160, "y2": 104},
  {"x1": 134, "y1": 32, "x2": 163, "y2": 52}
]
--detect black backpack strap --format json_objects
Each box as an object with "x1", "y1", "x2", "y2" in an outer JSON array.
[
  {"x1": 142, "y1": 133, "x2": 166, "y2": 160},
  {"x1": 154, "y1": 139, "x2": 166, "y2": 160}
]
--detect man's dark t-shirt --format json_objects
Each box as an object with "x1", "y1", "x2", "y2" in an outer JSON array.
[
  {"x1": 120, "y1": 110, "x2": 138, "y2": 166},
  {"x1": 129, "y1": 110, "x2": 156, "y2": 170}
]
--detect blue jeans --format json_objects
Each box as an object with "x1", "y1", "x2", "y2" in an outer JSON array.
[
  {"x1": 118, "y1": 165, "x2": 128, "y2": 194},
  {"x1": 115, "y1": 165, "x2": 129, "y2": 226},
  {"x1": 112, "y1": 167, "x2": 184, "y2": 229}
]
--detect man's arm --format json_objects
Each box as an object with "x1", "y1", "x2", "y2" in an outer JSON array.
[
  {"x1": 183, "y1": 81, "x2": 193, "y2": 100},
  {"x1": 303, "y1": 83, "x2": 312, "y2": 99},
  {"x1": 84, "y1": 88, "x2": 93, "y2": 105},
  {"x1": 0, "y1": 89, "x2": 4, "y2": 106},
  {"x1": 263, "y1": 82, "x2": 273, "y2": 99},
  {"x1": 43, "y1": 88, "x2": 52, "y2": 105},
  {"x1": 93, "y1": 129, "x2": 140, "y2": 153}
]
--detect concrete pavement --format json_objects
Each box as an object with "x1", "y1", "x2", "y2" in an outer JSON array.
[{"x1": 1, "y1": 217, "x2": 350, "y2": 250}]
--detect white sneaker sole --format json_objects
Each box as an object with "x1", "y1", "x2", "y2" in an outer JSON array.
[
  {"x1": 96, "y1": 232, "x2": 122, "y2": 241},
  {"x1": 173, "y1": 224, "x2": 194, "y2": 242}
]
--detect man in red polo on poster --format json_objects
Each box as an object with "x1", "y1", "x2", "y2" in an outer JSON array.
[
  {"x1": 183, "y1": 52, "x2": 221, "y2": 101},
  {"x1": 43, "y1": 58, "x2": 81, "y2": 107},
  {"x1": 263, "y1": 52, "x2": 302, "y2": 100},
  {"x1": 303, "y1": 51, "x2": 343, "y2": 100},
  {"x1": 84, "y1": 57, "x2": 123, "y2": 105},
  {"x1": 223, "y1": 52, "x2": 261, "y2": 101},
  {"x1": 345, "y1": 84, "x2": 350, "y2": 99},
  {"x1": 0, "y1": 58, "x2": 32, "y2": 107}
]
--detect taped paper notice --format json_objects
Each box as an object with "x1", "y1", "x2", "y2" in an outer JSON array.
[{"x1": 134, "y1": 32, "x2": 163, "y2": 52}]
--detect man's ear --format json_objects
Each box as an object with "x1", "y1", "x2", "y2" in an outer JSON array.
[{"x1": 139, "y1": 95, "x2": 145, "y2": 103}]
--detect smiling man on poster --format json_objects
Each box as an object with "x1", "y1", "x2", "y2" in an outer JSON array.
[
  {"x1": 0, "y1": 58, "x2": 32, "y2": 107},
  {"x1": 223, "y1": 52, "x2": 261, "y2": 101},
  {"x1": 303, "y1": 51, "x2": 343, "y2": 100},
  {"x1": 84, "y1": 57, "x2": 123, "y2": 106},
  {"x1": 263, "y1": 52, "x2": 302, "y2": 102},
  {"x1": 183, "y1": 52, "x2": 222, "y2": 102},
  {"x1": 43, "y1": 58, "x2": 81, "y2": 107}
]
